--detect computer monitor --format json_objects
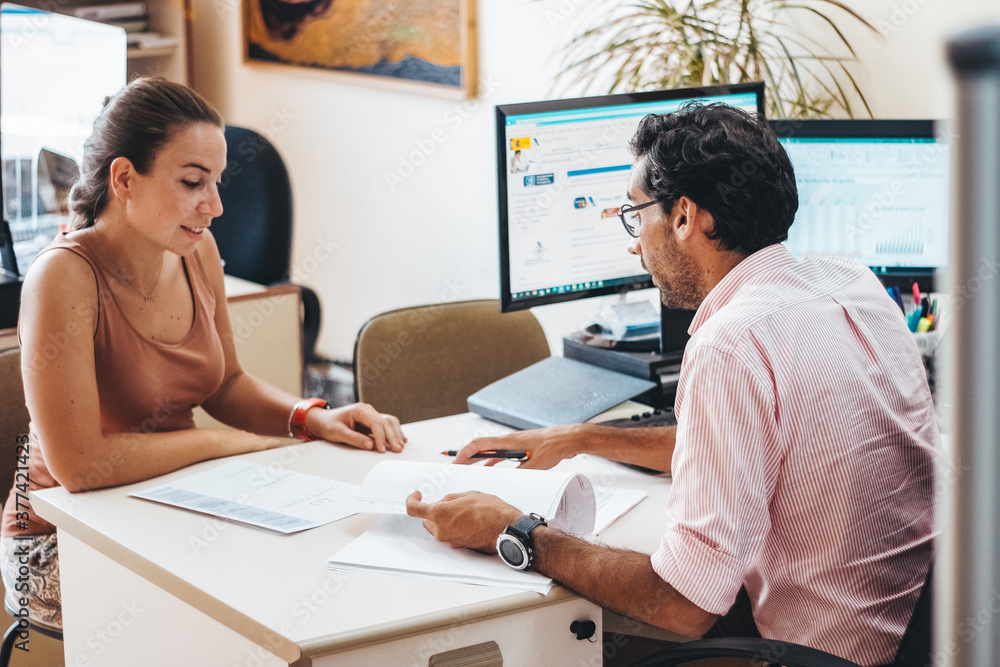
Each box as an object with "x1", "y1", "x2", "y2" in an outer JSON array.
[
  {"x1": 496, "y1": 82, "x2": 766, "y2": 313},
  {"x1": 770, "y1": 119, "x2": 949, "y2": 292}
]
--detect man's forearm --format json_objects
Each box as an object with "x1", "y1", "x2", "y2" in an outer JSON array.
[
  {"x1": 532, "y1": 526, "x2": 716, "y2": 637},
  {"x1": 580, "y1": 424, "x2": 676, "y2": 473}
]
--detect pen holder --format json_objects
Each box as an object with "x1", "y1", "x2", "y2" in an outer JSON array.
[{"x1": 912, "y1": 331, "x2": 939, "y2": 358}]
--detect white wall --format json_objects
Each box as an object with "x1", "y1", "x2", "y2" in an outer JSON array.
[{"x1": 189, "y1": 0, "x2": 1000, "y2": 362}]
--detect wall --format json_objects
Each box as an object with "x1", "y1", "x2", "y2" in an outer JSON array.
[{"x1": 189, "y1": 0, "x2": 1000, "y2": 362}]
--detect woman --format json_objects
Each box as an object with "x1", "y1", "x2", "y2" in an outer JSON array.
[{"x1": 1, "y1": 77, "x2": 405, "y2": 630}]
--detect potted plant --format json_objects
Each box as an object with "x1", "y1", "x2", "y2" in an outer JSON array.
[{"x1": 554, "y1": 0, "x2": 880, "y2": 118}]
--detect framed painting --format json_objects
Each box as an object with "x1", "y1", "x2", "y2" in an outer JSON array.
[{"x1": 243, "y1": 0, "x2": 478, "y2": 98}]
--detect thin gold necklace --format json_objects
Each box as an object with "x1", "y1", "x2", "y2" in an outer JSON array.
[{"x1": 93, "y1": 227, "x2": 161, "y2": 302}]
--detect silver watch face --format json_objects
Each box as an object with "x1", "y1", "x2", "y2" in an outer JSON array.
[{"x1": 497, "y1": 533, "x2": 530, "y2": 570}]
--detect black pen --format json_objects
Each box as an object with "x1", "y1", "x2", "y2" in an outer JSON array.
[{"x1": 441, "y1": 449, "x2": 531, "y2": 460}]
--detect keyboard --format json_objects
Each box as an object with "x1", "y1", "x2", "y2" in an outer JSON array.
[
  {"x1": 595, "y1": 408, "x2": 676, "y2": 475},
  {"x1": 597, "y1": 407, "x2": 677, "y2": 429}
]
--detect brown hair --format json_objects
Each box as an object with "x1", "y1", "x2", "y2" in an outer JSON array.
[{"x1": 68, "y1": 77, "x2": 223, "y2": 230}]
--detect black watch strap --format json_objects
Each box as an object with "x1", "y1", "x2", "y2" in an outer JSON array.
[{"x1": 508, "y1": 512, "x2": 547, "y2": 541}]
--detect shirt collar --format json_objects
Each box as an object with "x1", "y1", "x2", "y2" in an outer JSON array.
[{"x1": 689, "y1": 244, "x2": 797, "y2": 335}]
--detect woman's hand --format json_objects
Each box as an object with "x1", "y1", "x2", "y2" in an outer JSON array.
[{"x1": 306, "y1": 403, "x2": 406, "y2": 453}]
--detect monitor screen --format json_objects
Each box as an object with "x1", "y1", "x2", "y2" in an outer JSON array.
[
  {"x1": 771, "y1": 119, "x2": 949, "y2": 289},
  {"x1": 496, "y1": 82, "x2": 766, "y2": 312}
]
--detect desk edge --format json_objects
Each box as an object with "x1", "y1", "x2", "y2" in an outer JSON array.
[
  {"x1": 32, "y1": 489, "x2": 302, "y2": 664},
  {"x1": 297, "y1": 585, "x2": 580, "y2": 659}
]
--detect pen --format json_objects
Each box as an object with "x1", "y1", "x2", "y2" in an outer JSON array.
[
  {"x1": 891, "y1": 285, "x2": 905, "y2": 312},
  {"x1": 913, "y1": 283, "x2": 920, "y2": 310},
  {"x1": 441, "y1": 450, "x2": 531, "y2": 459}
]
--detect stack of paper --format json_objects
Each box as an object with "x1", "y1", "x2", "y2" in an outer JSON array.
[
  {"x1": 329, "y1": 460, "x2": 646, "y2": 593},
  {"x1": 330, "y1": 513, "x2": 556, "y2": 593},
  {"x1": 352, "y1": 460, "x2": 595, "y2": 533}
]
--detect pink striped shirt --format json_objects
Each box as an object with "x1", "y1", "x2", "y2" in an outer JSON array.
[{"x1": 650, "y1": 244, "x2": 936, "y2": 666}]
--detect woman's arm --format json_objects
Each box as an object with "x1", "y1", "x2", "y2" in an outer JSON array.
[
  {"x1": 20, "y1": 249, "x2": 282, "y2": 493},
  {"x1": 195, "y1": 233, "x2": 406, "y2": 452}
]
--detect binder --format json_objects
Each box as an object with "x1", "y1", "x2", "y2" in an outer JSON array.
[{"x1": 467, "y1": 356, "x2": 657, "y2": 430}]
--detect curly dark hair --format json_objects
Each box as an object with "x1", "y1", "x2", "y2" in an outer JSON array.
[
  {"x1": 68, "y1": 77, "x2": 223, "y2": 230},
  {"x1": 628, "y1": 103, "x2": 798, "y2": 255}
]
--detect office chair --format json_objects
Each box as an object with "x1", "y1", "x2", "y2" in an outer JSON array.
[
  {"x1": 353, "y1": 299, "x2": 551, "y2": 424},
  {"x1": 0, "y1": 349, "x2": 63, "y2": 665},
  {"x1": 626, "y1": 564, "x2": 933, "y2": 667},
  {"x1": 214, "y1": 125, "x2": 321, "y2": 364}
]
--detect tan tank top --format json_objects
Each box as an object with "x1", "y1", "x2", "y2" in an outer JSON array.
[{"x1": 3, "y1": 234, "x2": 226, "y2": 535}]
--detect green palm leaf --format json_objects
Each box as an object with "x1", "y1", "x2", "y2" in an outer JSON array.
[{"x1": 555, "y1": 0, "x2": 880, "y2": 118}]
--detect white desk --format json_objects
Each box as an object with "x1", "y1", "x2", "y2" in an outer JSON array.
[{"x1": 31, "y1": 412, "x2": 675, "y2": 666}]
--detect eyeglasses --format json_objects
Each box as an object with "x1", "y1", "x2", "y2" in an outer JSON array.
[{"x1": 617, "y1": 200, "x2": 660, "y2": 237}]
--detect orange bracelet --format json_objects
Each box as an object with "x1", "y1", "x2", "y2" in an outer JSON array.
[{"x1": 288, "y1": 398, "x2": 328, "y2": 441}]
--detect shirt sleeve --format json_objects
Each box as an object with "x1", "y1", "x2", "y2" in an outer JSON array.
[{"x1": 651, "y1": 343, "x2": 779, "y2": 615}]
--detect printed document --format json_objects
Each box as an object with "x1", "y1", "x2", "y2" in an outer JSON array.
[{"x1": 132, "y1": 459, "x2": 359, "y2": 534}]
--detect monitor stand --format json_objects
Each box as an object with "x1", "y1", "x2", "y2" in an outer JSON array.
[
  {"x1": 563, "y1": 304, "x2": 695, "y2": 408},
  {"x1": 562, "y1": 330, "x2": 680, "y2": 409}
]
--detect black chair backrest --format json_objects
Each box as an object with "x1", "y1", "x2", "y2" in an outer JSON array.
[{"x1": 214, "y1": 126, "x2": 293, "y2": 286}]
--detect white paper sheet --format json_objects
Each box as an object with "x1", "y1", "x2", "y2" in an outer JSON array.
[
  {"x1": 593, "y1": 486, "x2": 647, "y2": 535},
  {"x1": 329, "y1": 461, "x2": 648, "y2": 592},
  {"x1": 328, "y1": 514, "x2": 554, "y2": 594},
  {"x1": 131, "y1": 459, "x2": 359, "y2": 534},
  {"x1": 355, "y1": 460, "x2": 596, "y2": 535}
]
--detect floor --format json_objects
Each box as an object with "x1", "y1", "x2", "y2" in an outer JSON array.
[{"x1": 303, "y1": 358, "x2": 357, "y2": 408}]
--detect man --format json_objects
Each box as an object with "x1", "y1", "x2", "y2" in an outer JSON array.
[{"x1": 406, "y1": 104, "x2": 935, "y2": 666}]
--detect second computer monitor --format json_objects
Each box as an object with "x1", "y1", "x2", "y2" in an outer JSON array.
[
  {"x1": 496, "y1": 82, "x2": 765, "y2": 313},
  {"x1": 771, "y1": 119, "x2": 949, "y2": 291}
]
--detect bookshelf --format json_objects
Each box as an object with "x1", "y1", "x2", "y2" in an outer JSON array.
[
  {"x1": 127, "y1": 0, "x2": 192, "y2": 84},
  {"x1": 20, "y1": 0, "x2": 192, "y2": 85}
]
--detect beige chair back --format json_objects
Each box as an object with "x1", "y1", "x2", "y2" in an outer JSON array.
[
  {"x1": 0, "y1": 348, "x2": 29, "y2": 508},
  {"x1": 353, "y1": 300, "x2": 551, "y2": 424}
]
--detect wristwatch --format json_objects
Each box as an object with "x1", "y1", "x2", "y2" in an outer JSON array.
[{"x1": 496, "y1": 513, "x2": 547, "y2": 570}]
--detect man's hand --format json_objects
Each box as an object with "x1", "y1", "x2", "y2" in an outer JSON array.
[
  {"x1": 455, "y1": 424, "x2": 588, "y2": 469},
  {"x1": 308, "y1": 402, "x2": 407, "y2": 453},
  {"x1": 406, "y1": 490, "x2": 522, "y2": 553},
  {"x1": 457, "y1": 422, "x2": 677, "y2": 474}
]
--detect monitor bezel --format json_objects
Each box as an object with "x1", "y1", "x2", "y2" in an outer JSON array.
[
  {"x1": 496, "y1": 82, "x2": 767, "y2": 313},
  {"x1": 770, "y1": 118, "x2": 944, "y2": 292}
]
